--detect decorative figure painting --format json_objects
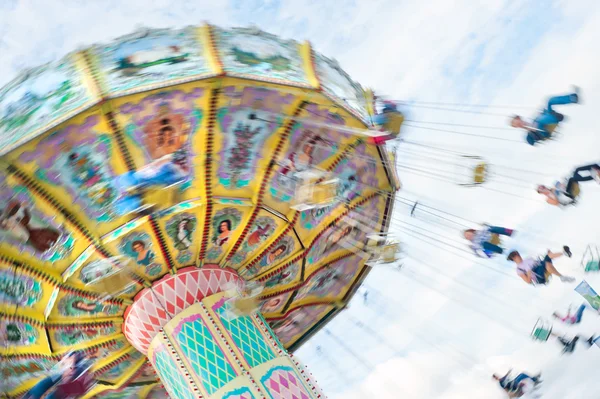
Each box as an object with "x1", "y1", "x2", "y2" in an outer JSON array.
[
  {"x1": 217, "y1": 86, "x2": 293, "y2": 189},
  {"x1": 270, "y1": 129, "x2": 334, "y2": 202},
  {"x1": 3, "y1": 357, "x2": 58, "y2": 393},
  {"x1": 0, "y1": 320, "x2": 39, "y2": 347},
  {"x1": 0, "y1": 177, "x2": 73, "y2": 261},
  {"x1": 263, "y1": 261, "x2": 300, "y2": 289},
  {"x1": 333, "y1": 146, "x2": 379, "y2": 203},
  {"x1": 270, "y1": 306, "x2": 329, "y2": 345},
  {"x1": 260, "y1": 293, "x2": 289, "y2": 314},
  {"x1": 206, "y1": 207, "x2": 242, "y2": 261},
  {"x1": 98, "y1": 353, "x2": 143, "y2": 381},
  {"x1": 216, "y1": 27, "x2": 309, "y2": 85},
  {"x1": 115, "y1": 90, "x2": 203, "y2": 215},
  {"x1": 118, "y1": 232, "x2": 163, "y2": 276},
  {"x1": 0, "y1": 201, "x2": 60, "y2": 252},
  {"x1": 269, "y1": 106, "x2": 344, "y2": 204},
  {"x1": 0, "y1": 60, "x2": 89, "y2": 153},
  {"x1": 0, "y1": 270, "x2": 43, "y2": 308},
  {"x1": 54, "y1": 325, "x2": 118, "y2": 346},
  {"x1": 296, "y1": 257, "x2": 360, "y2": 302},
  {"x1": 306, "y1": 223, "x2": 361, "y2": 265},
  {"x1": 19, "y1": 115, "x2": 117, "y2": 221},
  {"x1": 247, "y1": 235, "x2": 295, "y2": 277},
  {"x1": 229, "y1": 215, "x2": 276, "y2": 265},
  {"x1": 57, "y1": 294, "x2": 120, "y2": 317},
  {"x1": 165, "y1": 212, "x2": 197, "y2": 264},
  {"x1": 270, "y1": 314, "x2": 305, "y2": 343},
  {"x1": 94, "y1": 27, "x2": 210, "y2": 94}
]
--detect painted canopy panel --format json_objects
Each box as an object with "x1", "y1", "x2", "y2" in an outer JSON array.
[
  {"x1": 313, "y1": 52, "x2": 370, "y2": 122},
  {"x1": 0, "y1": 54, "x2": 95, "y2": 156},
  {"x1": 0, "y1": 23, "x2": 395, "y2": 397},
  {"x1": 213, "y1": 26, "x2": 312, "y2": 87},
  {"x1": 90, "y1": 26, "x2": 214, "y2": 96}
]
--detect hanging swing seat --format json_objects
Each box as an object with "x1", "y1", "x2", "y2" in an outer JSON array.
[
  {"x1": 225, "y1": 281, "x2": 264, "y2": 318},
  {"x1": 473, "y1": 162, "x2": 488, "y2": 184},
  {"x1": 381, "y1": 111, "x2": 405, "y2": 136},
  {"x1": 365, "y1": 233, "x2": 402, "y2": 266},
  {"x1": 455, "y1": 155, "x2": 490, "y2": 187},
  {"x1": 585, "y1": 260, "x2": 600, "y2": 272},
  {"x1": 290, "y1": 169, "x2": 339, "y2": 211},
  {"x1": 489, "y1": 233, "x2": 501, "y2": 246},
  {"x1": 83, "y1": 257, "x2": 138, "y2": 299},
  {"x1": 53, "y1": 368, "x2": 95, "y2": 398},
  {"x1": 580, "y1": 245, "x2": 600, "y2": 272},
  {"x1": 531, "y1": 318, "x2": 553, "y2": 341},
  {"x1": 45, "y1": 357, "x2": 95, "y2": 398}
]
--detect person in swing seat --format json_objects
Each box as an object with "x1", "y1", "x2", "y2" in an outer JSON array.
[
  {"x1": 510, "y1": 86, "x2": 581, "y2": 145},
  {"x1": 536, "y1": 162, "x2": 600, "y2": 207},
  {"x1": 492, "y1": 370, "x2": 542, "y2": 398},
  {"x1": 506, "y1": 248, "x2": 575, "y2": 286},
  {"x1": 463, "y1": 225, "x2": 514, "y2": 258},
  {"x1": 368, "y1": 101, "x2": 405, "y2": 145},
  {"x1": 553, "y1": 304, "x2": 587, "y2": 325}
]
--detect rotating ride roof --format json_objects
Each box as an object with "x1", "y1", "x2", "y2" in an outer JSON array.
[{"x1": 0, "y1": 24, "x2": 398, "y2": 398}]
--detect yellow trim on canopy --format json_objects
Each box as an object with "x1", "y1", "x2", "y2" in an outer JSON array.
[
  {"x1": 202, "y1": 24, "x2": 224, "y2": 75},
  {"x1": 300, "y1": 42, "x2": 319, "y2": 89}
]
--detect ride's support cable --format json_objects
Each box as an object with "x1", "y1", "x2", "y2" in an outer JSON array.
[
  {"x1": 401, "y1": 247, "x2": 548, "y2": 318},
  {"x1": 397, "y1": 103, "x2": 510, "y2": 117},
  {"x1": 396, "y1": 164, "x2": 544, "y2": 202},
  {"x1": 322, "y1": 328, "x2": 414, "y2": 398},
  {"x1": 393, "y1": 99, "x2": 538, "y2": 111},
  {"x1": 394, "y1": 198, "x2": 471, "y2": 230},
  {"x1": 395, "y1": 193, "x2": 568, "y2": 251},
  {"x1": 395, "y1": 220, "x2": 554, "y2": 308},
  {"x1": 367, "y1": 268, "x2": 526, "y2": 336},
  {"x1": 393, "y1": 222, "x2": 519, "y2": 280},
  {"x1": 311, "y1": 343, "x2": 372, "y2": 397},
  {"x1": 356, "y1": 286, "x2": 478, "y2": 368},
  {"x1": 345, "y1": 311, "x2": 473, "y2": 370},
  {"x1": 395, "y1": 195, "x2": 476, "y2": 226},
  {"x1": 404, "y1": 123, "x2": 523, "y2": 143},
  {"x1": 405, "y1": 119, "x2": 515, "y2": 130}
]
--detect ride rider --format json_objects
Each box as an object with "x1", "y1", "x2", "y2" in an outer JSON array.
[
  {"x1": 537, "y1": 162, "x2": 600, "y2": 207},
  {"x1": 510, "y1": 86, "x2": 580, "y2": 145},
  {"x1": 553, "y1": 304, "x2": 587, "y2": 325},
  {"x1": 463, "y1": 225, "x2": 514, "y2": 258},
  {"x1": 368, "y1": 101, "x2": 405, "y2": 145},
  {"x1": 24, "y1": 352, "x2": 92, "y2": 399},
  {"x1": 492, "y1": 370, "x2": 542, "y2": 398},
  {"x1": 506, "y1": 247, "x2": 575, "y2": 286}
]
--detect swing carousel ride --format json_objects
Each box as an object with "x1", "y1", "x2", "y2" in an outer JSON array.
[{"x1": 0, "y1": 25, "x2": 401, "y2": 398}]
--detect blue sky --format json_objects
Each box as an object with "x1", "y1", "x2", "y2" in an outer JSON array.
[{"x1": 2, "y1": 1, "x2": 600, "y2": 398}]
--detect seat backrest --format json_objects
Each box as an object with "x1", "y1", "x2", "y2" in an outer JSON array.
[
  {"x1": 489, "y1": 233, "x2": 500, "y2": 246},
  {"x1": 533, "y1": 327, "x2": 551, "y2": 341},
  {"x1": 473, "y1": 163, "x2": 487, "y2": 184},
  {"x1": 545, "y1": 123, "x2": 557, "y2": 134},
  {"x1": 570, "y1": 181, "x2": 581, "y2": 198},
  {"x1": 384, "y1": 112, "x2": 404, "y2": 135},
  {"x1": 585, "y1": 260, "x2": 600, "y2": 272}
]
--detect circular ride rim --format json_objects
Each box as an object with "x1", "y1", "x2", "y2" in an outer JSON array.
[{"x1": 0, "y1": 24, "x2": 397, "y2": 398}]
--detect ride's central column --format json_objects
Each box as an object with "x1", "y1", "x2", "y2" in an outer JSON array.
[{"x1": 123, "y1": 266, "x2": 324, "y2": 399}]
